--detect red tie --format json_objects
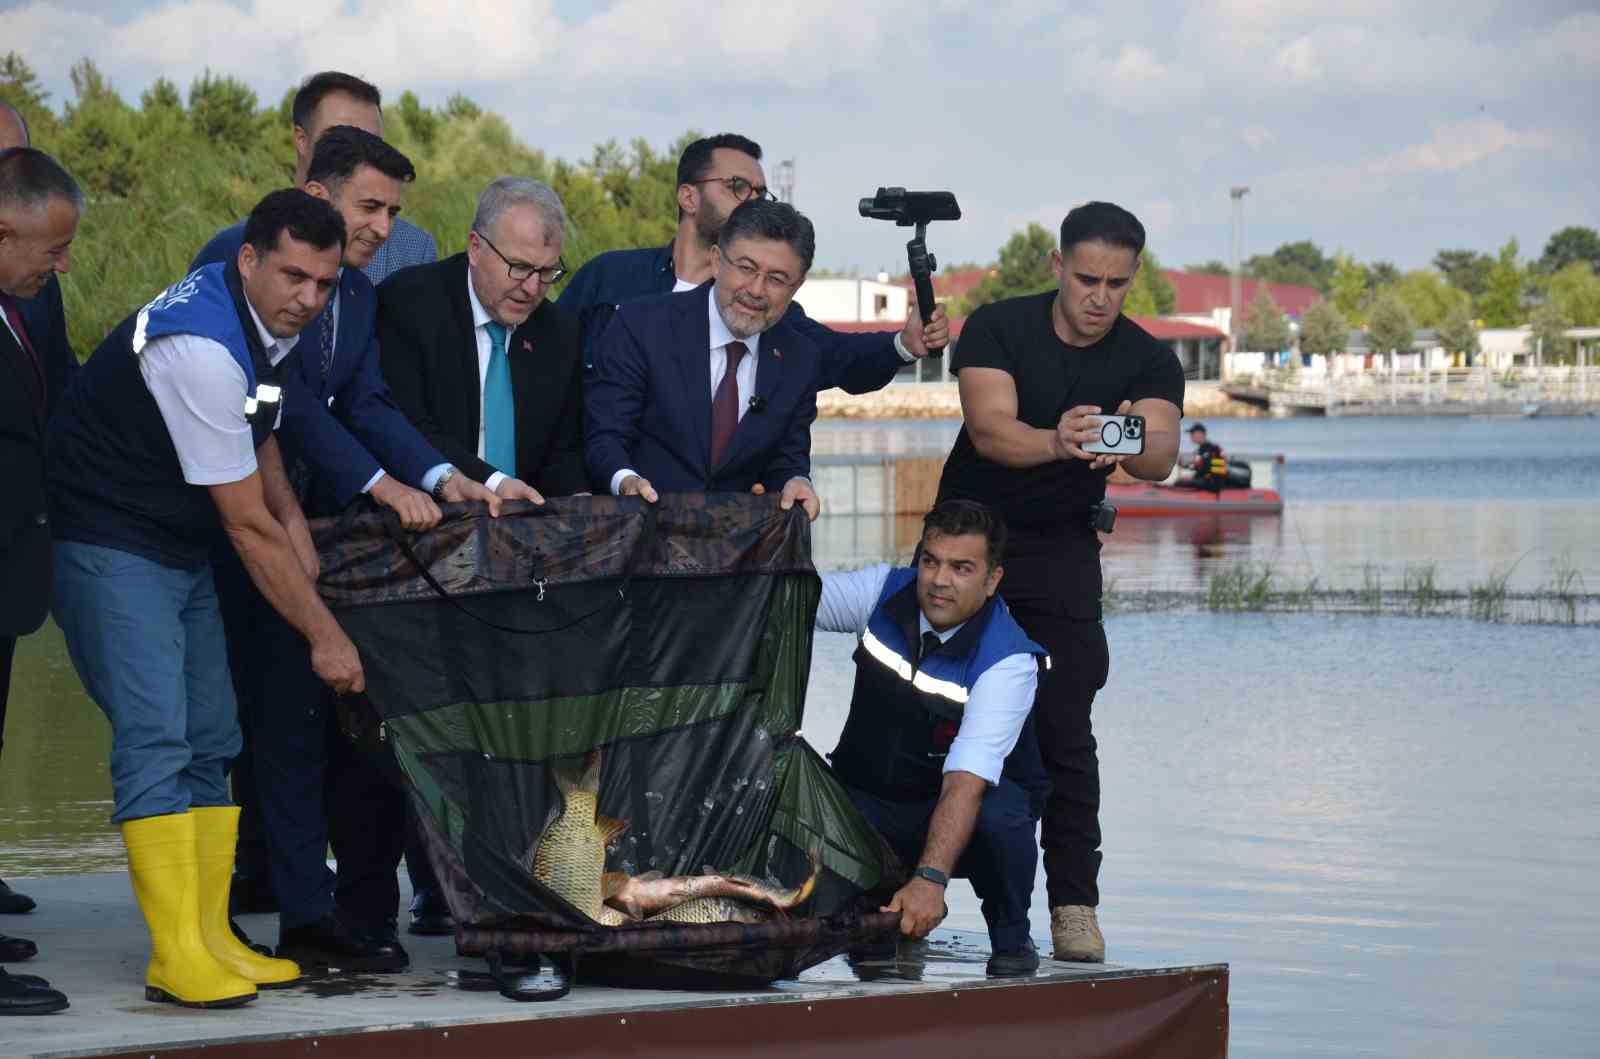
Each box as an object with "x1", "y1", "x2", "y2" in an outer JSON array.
[
  {"x1": 0, "y1": 293, "x2": 45, "y2": 413},
  {"x1": 709, "y1": 340, "x2": 748, "y2": 469}
]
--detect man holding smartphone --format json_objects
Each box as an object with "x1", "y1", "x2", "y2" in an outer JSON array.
[{"x1": 935, "y1": 202, "x2": 1183, "y2": 962}]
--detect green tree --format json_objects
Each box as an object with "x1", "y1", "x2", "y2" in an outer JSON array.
[
  {"x1": 1526, "y1": 300, "x2": 1573, "y2": 363},
  {"x1": 962, "y1": 223, "x2": 1057, "y2": 312},
  {"x1": 1330, "y1": 254, "x2": 1367, "y2": 322},
  {"x1": 0, "y1": 53, "x2": 58, "y2": 144},
  {"x1": 1435, "y1": 304, "x2": 1481, "y2": 364},
  {"x1": 1364, "y1": 260, "x2": 1400, "y2": 289},
  {"x1": 1242, "y1": 288, "x2": 1290, "y2": 352},
  {"x1": 1537, "y1": 226, "x2": 1600, "y2": 275},
  {"x1": 1544, "y1": 262, "x2": 1600, "y2": 326},
  {"x1": 1185, "y1": 259, "x2": 1230, "y2": 276},
  {"x1": 1387, "y1": 269, "x2": 1471, "y2": 328},
  {"x1": 1477, "y1": 239, "x2": 1526, "y2": 327},
  {"x1": 1123, "y1": 250, "x2": 1176, "y2": 316},
  {"x1": 1246, "y1": 240, "x2": 1332, "y2": 291},
  {"x1": 1299, "y1": 300, "x2": 1348, "y2": 357},
  {"x1": 1367, "y1": 291, "x2": 1417, "y2": 357},
  {"x1": 187, "y1": 71, "x2": 261, "y2": 152},
  {"x1": 1433, "y1": 248, "x2": 1494, "y2": 298}
]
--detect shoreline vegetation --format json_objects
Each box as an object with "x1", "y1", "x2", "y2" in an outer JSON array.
[{"x1": 1107, "y1": 560, "x2": 1596, "y2": 625}]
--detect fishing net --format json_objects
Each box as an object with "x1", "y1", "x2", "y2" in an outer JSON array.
[{"x1": 311, "y1": 494, "x2": 901, "y2": 996}]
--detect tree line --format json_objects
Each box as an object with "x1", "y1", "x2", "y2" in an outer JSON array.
[{"x1": 2, "y1": 55, "x2": 687, "y2": 353}]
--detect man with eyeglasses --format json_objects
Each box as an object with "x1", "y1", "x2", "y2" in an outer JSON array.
[
  {"x1": 560, "y1": 133, "x2": 949, "y2": 392},
  {"x1": 379, "y1": 175, "x2": 587, "y2": 511},
  {"x1": 586, "y1": 198, "x2": 823, "y2": 517}
]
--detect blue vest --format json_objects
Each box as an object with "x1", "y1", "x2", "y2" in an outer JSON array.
[
  {"x1": 829, "y1": 568, "x2": 1048, "y2": 802},
  {"x1": 48, "y1": 264, "x2": 283, "y2": 569}
]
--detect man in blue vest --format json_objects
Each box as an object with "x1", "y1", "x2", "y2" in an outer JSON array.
[
  {"x1": 558, "y1": 132, "x2": 949, "y2": 390},
  {"x1": 47, "y1": 190, "x2": 360, "y2": 1008},
  {"x1": 817, "y1": 499, "x2": 1049, "y2": 977},
  {"x1": 191, "y1": 128, "x2": 500, "y2": 970}
]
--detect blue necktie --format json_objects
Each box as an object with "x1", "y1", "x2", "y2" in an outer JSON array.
[{"x1": 483, "y1": 321, "x2": 516, "y2": 478}]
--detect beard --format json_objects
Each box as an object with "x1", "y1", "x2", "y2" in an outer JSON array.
[{"x1": 694, "y1": 199, "x2": 728, "y2": 248}]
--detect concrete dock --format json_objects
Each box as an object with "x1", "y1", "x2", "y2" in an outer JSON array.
[{"x1": 0, "y1": 872, "x2": 1227, "y2": 1059}]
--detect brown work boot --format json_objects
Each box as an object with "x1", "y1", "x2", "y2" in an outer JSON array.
[{"x1": 1050, "y1": 905, "x2": 1105, "y2": 963}]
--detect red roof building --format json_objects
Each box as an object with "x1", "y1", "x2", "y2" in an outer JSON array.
[{"x1": 1162, "y1": 270, "x2": 1320, "y2": 318}]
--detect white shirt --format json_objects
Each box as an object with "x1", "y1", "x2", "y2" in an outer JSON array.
[
  {"x1": 608, "y1": 288, "x2": 763, "y2": 496},
  {"x1": 466, "y1": 273, "x2": 509, "y2": 492},
  {"x1": 815, "y1": 563, "x2": 1038, "y2": 787},
  {"x1": 139, "y1": 296, "x2": 296, "y2": 487}
]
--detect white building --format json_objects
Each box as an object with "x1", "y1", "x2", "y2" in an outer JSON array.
[{"x1": 792, "y1": 276, "x2": 909, "y2": 326}]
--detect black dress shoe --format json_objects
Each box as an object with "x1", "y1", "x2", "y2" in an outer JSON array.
[
  {"x1": 230, "y1": 918, "x2": 275, "y2": 957},
  {"x1": 0, "y1": 935, "x2": 37, "y2": 962},
  {"x1": 277, "y1": 914, "x2": 409, "y2": 973},
  {"x1": 406, "y1": 895, "x2": 457, "y2": 940},
  {"x1": 0, "y1": 970, "x2": 67, "y2": 1015},
  {"x1": 986, "y1": 937, "x2": 1040, "y2": 978},
  {"x1": 0, "y1": 879, "x2": 36, "y2": 916}
]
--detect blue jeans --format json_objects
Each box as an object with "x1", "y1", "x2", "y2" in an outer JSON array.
[
  {"x1": 53, "y1": 542, "x2": 241, "y2": 823},
  {"x1": 845, "y1": 774, "x2": 1042, "y2": 953}
]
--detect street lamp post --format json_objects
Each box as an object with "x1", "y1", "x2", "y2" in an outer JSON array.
[{"x1": 1228, "y1": 186, "x2": 1249, "y2": 383}]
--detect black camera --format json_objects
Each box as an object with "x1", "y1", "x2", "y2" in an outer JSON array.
[
  {"x1": 1088, "y1": 501, "x2": 1117, "y2": 534},
  {"x1": 858, "y1": 187, "x2": 961, "y2": 355}
]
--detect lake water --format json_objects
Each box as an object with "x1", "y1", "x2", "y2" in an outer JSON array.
[{"x1": 3, "y1": 415, "x2": 1597, "y2": 1055}]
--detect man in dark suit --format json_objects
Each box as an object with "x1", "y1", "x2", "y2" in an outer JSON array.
[
  {"x1": 558, "y1": 133, "x2": 948, "y2": 391},
  {"x1": 585, "y1": 198, "x2": 822, "y2": 519},
  {"x1": 191, "y1": 128, "x2": 499, "y2": 972},
  {"x1": 379, "y1": 176, "x2": 587, "y2": 504},
  {"x1": 0, "y1": 121, "x2": 75, "y2": 1014}
]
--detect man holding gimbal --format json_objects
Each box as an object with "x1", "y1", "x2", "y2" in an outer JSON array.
[{"x1": 936, "y1": 202, "x2": 1184, "y2": 962}]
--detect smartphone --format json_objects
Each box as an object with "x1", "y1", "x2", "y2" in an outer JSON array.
[{"x1": 1082, "y1": 413, "x2": 1145, "y2": 456}]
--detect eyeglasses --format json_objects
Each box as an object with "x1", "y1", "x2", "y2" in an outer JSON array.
[
  {"x1": 474, "y1": 230, "x2": 568, "y2": 284},
  {"x1": 723, "y1": 256, "x2": 799, "y2": 292},
  {"x1": 689, "y1": 176, "x2": 776, "y2": 203}
]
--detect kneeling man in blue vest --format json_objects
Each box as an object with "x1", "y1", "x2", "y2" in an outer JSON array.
[{"x1": 818, "y1": 499, "x2": 1050, "y2": 977}]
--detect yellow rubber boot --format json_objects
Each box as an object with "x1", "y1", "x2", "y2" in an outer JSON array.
[
  {"x1": 122, "y1": 812, "x2": 257, "y2": 1008},
  {"x1": 191, "y1": 806, "x2": 302, "y2": 988}
]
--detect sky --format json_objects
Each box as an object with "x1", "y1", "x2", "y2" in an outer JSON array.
[{"x1": 4, "y1": 0, "x2": 1597, "y2": 276}]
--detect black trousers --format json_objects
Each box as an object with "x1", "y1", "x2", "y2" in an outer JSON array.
[
  {"x1": 327, "y1": 711, "x2": 411, "y2": 933},
  {"x1": 1, "y1": 635, "x2": 14, "y2": 758},
  {"x1": 999, "y1": 547, "x2": 1111, "y2": 909}
]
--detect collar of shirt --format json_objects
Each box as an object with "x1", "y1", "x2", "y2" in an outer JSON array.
[
  {"x1": 243, "y1": 293, "x2": 298, "y2": 367},
  {"x1": 918, "y1": 611, "x2": 965, "y2": 644},
  {"x1": 707, "y1": 289, "x2": 760, "y2": 361}
]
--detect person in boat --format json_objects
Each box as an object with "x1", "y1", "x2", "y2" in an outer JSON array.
[
  {"x1": 1184, "y1": 422, "x2": 1227, "y2": 492},
  {"x1": 934, "y1": 202, "x2": 1184, "y2": 963},
  {"x1": 818, "y1": 499, "x2": 1050, "y2": 978}
]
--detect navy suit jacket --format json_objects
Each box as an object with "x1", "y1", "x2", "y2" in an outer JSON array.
[
  {"x1": 585, "y1": 284, "x2": 818, "y2": 494},
  {"x1": 192, "y1": 223, "x2": 444, "y2": 512},
  {"x1": 4, "y1": 276, "x2": 78, "y2": 635},
  {"x1": 559, "y1": 242, "x2": 904, "y2": 395}
]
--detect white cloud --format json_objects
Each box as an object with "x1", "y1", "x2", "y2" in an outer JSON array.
[{"x1": 1364, "y1": 118, "x2": 1558, "y2": 178}]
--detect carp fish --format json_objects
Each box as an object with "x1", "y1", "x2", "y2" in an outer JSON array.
[{"x1": 530, "y1": 750, "x2": 817, "y2": 927}]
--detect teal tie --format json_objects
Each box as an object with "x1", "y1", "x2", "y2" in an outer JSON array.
[{"x1": 483, "y1": 321, "x2": 516, "y2": 478}]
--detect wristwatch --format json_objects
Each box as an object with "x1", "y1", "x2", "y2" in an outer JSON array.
[
  {"x1": 912, "y1": 865, "x2": 949, "y2": 887},
  {"x1": 431, "y1": 466, "x2": 457, "y2": 501}
]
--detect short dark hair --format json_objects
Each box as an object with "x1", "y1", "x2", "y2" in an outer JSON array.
[
  {"x1": 291, "y1": 71, "x2": 382, "y2": 131},
  {"x1": 921, "y1": 499, "x2": 1007, "y2": 569},
  {"x1": 1188, "y1": 422, "x2": 1207, "y2": 434},
  {"x1": 0, "y1": 147, "x2": 83, "y2": 212},
  {"x1": 677, "y1": 133, "x2": 762, "y2": 188},
  {"x1": 306, "y1": 125, "x2": 415, "y2": 190},
  {"x1": 719, "y1": 199, "x2": 815, "y2": 274},
  {"x1": 0, "y1": 98, "x2": 29, "y2": 147},
  {"x1": 243, "y1": 188, "x2": 346, "y2": 259},
  {"x1": 1059, "y1": 201, "x2": 1145, "y2": 256}
]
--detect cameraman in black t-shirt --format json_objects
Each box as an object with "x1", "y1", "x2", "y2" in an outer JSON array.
[{"x1": 936, "y1": 202, "x2": 1184, "y2": 963}]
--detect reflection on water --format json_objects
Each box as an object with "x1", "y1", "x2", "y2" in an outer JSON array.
[
  {"x1": 806, "y1": 613, "x2": 1600, "y2": 1059},
  {"x1": 0, "y1": 623, "x2": 120, "y2": 874}
]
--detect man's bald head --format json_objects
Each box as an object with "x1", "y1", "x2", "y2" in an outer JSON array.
[{"x1": 0, "y1": 100, "x2": 28, "y2": 151}]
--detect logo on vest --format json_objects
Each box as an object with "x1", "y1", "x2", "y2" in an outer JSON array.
[{"x1": 132, "y1": 270, "x2": 206, "y2": 355}]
